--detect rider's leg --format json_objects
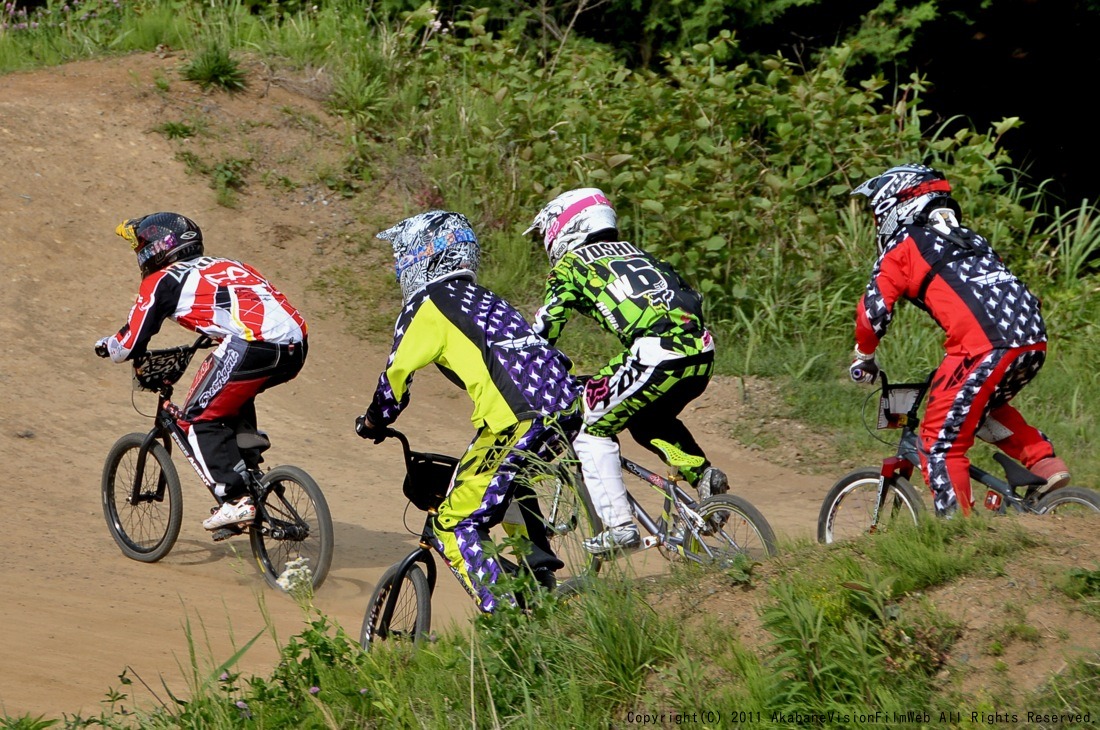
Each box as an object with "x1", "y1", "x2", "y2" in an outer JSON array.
[
  {"x1": 503, "y1": 410, "x2": 582, "y2": 574},
  {"x1": 974, "y1": 344, "x2": 1068, "y2": 491},
  {"x1": 921, "y1": 348, "x2": 1030, "y2": 516},
  {"x1": 181, "y1": 342, "x2": 261, "y2": 500},
  {"x1": 431, "y1": 421, "x2": 552, "y2": 612},
  {"x1": 573, "y1": 430, "x2": 634, "y2": 529},
  {"x1": 182, "y1": 339, "x2": 305, "y2": 529},
  {"x1": 623, "y1": 357, "x2": 724, "y2": 495}
]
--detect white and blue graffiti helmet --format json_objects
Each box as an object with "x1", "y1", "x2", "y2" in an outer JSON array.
[
  {"x1": 525, "y1": 187, "x2": 618, "y2": 266},
  {"x1": 377, "y1": 210, "x2": 481, "y2": 301}
]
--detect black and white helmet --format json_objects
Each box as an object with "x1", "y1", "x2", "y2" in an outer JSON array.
[
  {"x1": 524, "y1": 188, "x2": 618, "y2": 266},
  {"x1": 852, "y1": 164, "x2": 958, "y2": 253},
  {"x1": 377, "y1": 211, "x2": 480, "y2": 301}
]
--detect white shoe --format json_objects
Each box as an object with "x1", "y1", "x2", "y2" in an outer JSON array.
[
  {"x1": 203, "y1": 496, "x2": 256, "y2": 530},
  {"x1": 583, "y1": 523, "x2": 640, "y2": 556}
]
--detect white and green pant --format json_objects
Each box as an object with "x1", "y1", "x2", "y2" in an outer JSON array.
[{"x1": 577, "y1": 347, "x2": 714, "y2": 528}]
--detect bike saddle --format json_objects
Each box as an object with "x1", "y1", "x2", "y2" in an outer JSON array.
[
  {"x1": 236, "y1": 431, "x2": 271, "y2": 452},
  {"x1": 993, "y1": 453, "x2": 1046, "y2": 489},
  {"x1": 651, "y1": 439, "x2": 706, "y2": 470}
]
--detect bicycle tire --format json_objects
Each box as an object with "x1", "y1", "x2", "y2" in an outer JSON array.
[
  {"x1": 1034, "y1": 486, "x2": 1100, "y2": 515},
  {"x1": 249, "y1": 465, "x2": 334, "y2": 592},
  {"x1": 360, "y1": 563, "x2": 432, "y2": 650},
  {"x1": 525, "y1": 462, "x2": 602, "y2": 590},
  {"x1": 684, "y1": 494, "x2": 778, "y2": 564},
  {"x1": 102, "y1": 433, "x2": 183, "y2": 563},
  {"x1": 817, "y1": 467, "x2": 924, "y2": 544}
]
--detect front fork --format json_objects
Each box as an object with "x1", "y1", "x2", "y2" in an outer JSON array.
[
  {"x1": 128, "y1": 425, "x2": 174, "y2": 505},
  {"x1": 871, "y1": 433, "x2": 921, "y2": 530}
]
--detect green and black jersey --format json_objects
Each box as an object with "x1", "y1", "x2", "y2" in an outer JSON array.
[
  {"x1": 367, "y1": 274, "x2": 580, "y2": 433},
  {"x1": 532, "y1": 240, "x2": 711, "y2": 362}
]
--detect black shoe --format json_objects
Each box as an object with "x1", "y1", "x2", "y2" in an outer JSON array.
[{"x1": 531, "y1": 566, "x2": 557, "y2": 592}]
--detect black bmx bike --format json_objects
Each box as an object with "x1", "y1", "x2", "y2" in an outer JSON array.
[
  {"x1": 100, "y1": 335, "x2": 334, "y2": 591},
  {"x1": 359, "y1": 427, "x2": 595, "y2": 649},
  {"x1": 818, "y1": 371, "x2": 1100, "y2": 544}
]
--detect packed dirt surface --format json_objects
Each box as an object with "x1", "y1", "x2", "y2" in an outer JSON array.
[{"x1": 2, "y1": 54, "x2": 1097, "y2": 720}]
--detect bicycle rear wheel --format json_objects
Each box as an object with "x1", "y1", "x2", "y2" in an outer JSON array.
[
  {"x1": 1035, "y1": 486, "x2": 1100, "y2": 515},
  {"x1": 249, "y1": 465, "x2": 334, "y2": 592},
  {"x1": 360, "y1": 563, "x2": 432, "y2": 650},
  {"x1": 684, "y1": 494, "x2": 778, "y2": 564},
  {"x1": 102, "y1": 433, "x2": 183, "y2": 562},
  {"x1": 818, "y1": 467, "x2": 924, "y2": 544}
]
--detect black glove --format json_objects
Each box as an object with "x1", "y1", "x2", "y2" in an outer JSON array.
[
  {"x1": 849, "y1": 348, "x2": 879, "y2": 384},
  {"x1": 94, "y1": 338, "x2": 110, "y2": 359},
  {"x1": 355, "y1": 414, "x2": 386, "y2": 443}
]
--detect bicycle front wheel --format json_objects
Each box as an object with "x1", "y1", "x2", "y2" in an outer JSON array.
[
  {"x1": 102, "y1": 433, "x2": 183, "y2": 563},
  {"x1": 360, "y1": 563, "x2": 432, "y2": 650},
  {"x1": 1035, "y1": 486, "x2": 1100, "y2": 515},
  {"x1": 817, "y1": 467, "x2": 924, "y2": 544},
  {"x1": 250, "y1": 465, "x2": 334, "y2": 592},
  {"x1": 684, "y1": 494, "x2": 778, "y2": 565}
]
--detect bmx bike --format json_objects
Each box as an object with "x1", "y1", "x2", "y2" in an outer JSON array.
[
  {"x1": 818, "y1": 370, "x2": 1100, "y2": 544},
  {"x1": 99, "y1": 334, "x2": 334, "y2": 591},
  {"x1": 360, "y1": 428, "x2": 778, "y2": 649},
  {"x1": 359, "y1": 427, "x2": 587, "y2": 648}
]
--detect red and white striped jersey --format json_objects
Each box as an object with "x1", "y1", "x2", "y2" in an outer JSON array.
[{"x1": 104, "y1": 256, "x2": 308, "y2": 362}]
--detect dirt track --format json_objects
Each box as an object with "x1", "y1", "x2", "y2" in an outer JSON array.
[{"x1": 0, "y1": 55, "x2": 826, "y2": 718}]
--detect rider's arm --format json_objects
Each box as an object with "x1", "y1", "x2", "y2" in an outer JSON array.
[
  {"x1": 854, "y1": 237, "x2": 916, "y2": 355},
  {"x1": 365, "y1": 298, "x2": 444, "y2": 426},
  {"x1": 101, "y1": 272, "x2": 177, "y2": 363},
  {"x1": 532, "y1": 265, "x2": 579, "y2": 344}
]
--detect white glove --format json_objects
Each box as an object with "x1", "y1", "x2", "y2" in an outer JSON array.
[
  {"x1": 849, "y1": 347, "x2": 878, "y2": 384},
  {"x1": 94, "y1": 337, "x2": 111, "y2": 358}
]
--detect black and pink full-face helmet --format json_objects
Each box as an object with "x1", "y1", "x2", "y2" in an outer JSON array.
[
  {"x1": 117, "y1": 212, "x2": 204, "y2": 276},
  {"x1": 852, "y1": 164, "x2": 958, "y2": 253}
]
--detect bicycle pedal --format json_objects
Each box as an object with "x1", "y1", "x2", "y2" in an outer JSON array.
[
  {"x1": 210, "y1": 526, "x2": 244, "y2": 542},
  {"x1": 640, "y1": 535, "x2": 660, "y2": 550}
]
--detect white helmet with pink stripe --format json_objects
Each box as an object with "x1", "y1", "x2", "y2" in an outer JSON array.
[{"x1": 525, "y1": 187, "x2": 618, "y2": 265}]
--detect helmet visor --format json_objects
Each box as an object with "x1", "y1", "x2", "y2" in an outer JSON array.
[{"x1": 115, "y1": 217, "x2": 145, "y2": 250}]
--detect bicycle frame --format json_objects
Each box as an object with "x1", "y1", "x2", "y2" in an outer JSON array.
[
  {"x1": 126, "y1": 338, "x2": 294, "y2": 536},
  {"x1": 372, "y1": 427, "x2": 592, "y2": 631},
  {"x1": 370, "y1": 429, "x2": 479, "y2": 630},
  {"x1": 874, "y1": 372, "x2": 1048, "y2": 517},
  {"x1": 128, "y1": 397, "x2": 207, "y2": 501},
  {"x1": 619, "y1": 456, "x2": 726, "y2": 562}
]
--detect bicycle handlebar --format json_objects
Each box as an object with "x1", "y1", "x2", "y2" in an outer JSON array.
[{"x1": 132, "y1": 334, "x2": 217, "y2": 393}]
